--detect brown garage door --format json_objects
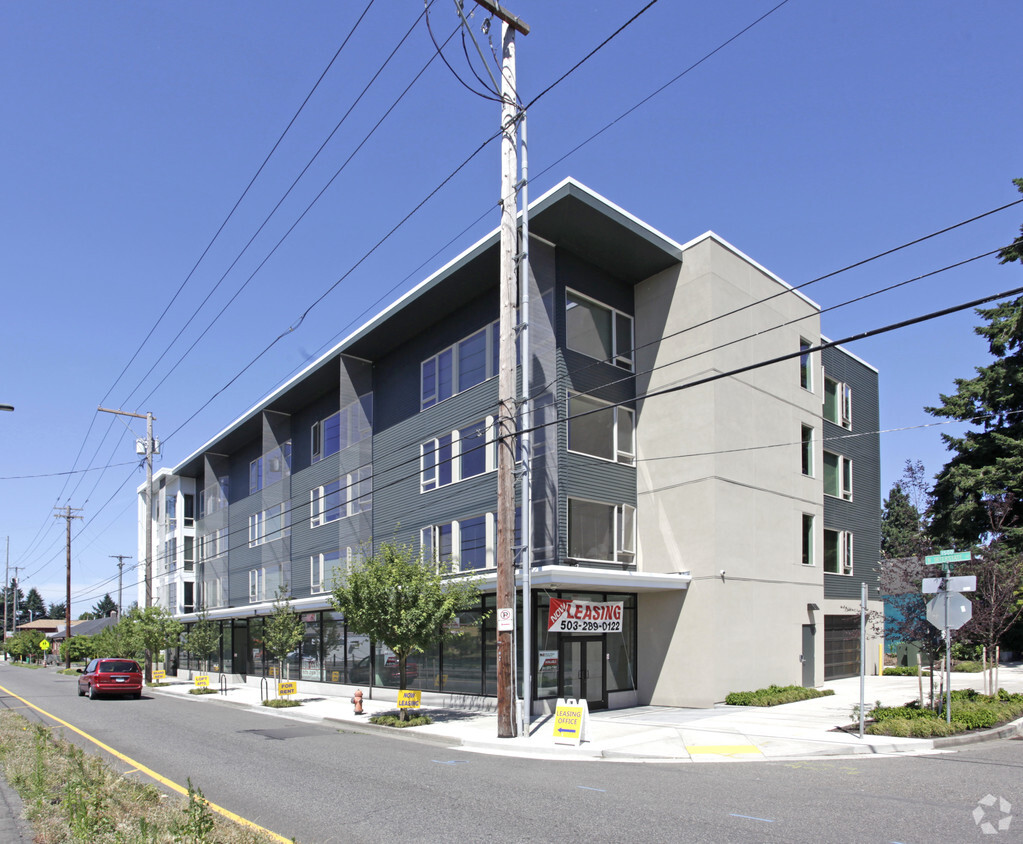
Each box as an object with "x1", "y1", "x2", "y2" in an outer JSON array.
[{"x1": 824, "y1": 615, "x2": 860, "y2": 680}]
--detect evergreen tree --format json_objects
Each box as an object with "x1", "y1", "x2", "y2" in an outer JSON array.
[
  {"x1": 927, "y1": 180, "x2": 1023, "y2": 549},
  {"x1": 47, "y1": 602, "x2": 66, "y2": 620},
  {"x1": 881, "y1": 483, "x2": 925, "y2": 559},
  {"x1": 93, "y1": 594, "x2": 117, "y2": 618},
  {"x1": 22, "y1": 588, "x2": 46, "y2": 624}
]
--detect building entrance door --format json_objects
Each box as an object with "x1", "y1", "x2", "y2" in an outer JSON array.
[
  {"x1": 560, "y1": 636, "x2": 606, "y2": 710},
  {"x1": 801, "y1": 624, "x2": 816, "y2": 687}
]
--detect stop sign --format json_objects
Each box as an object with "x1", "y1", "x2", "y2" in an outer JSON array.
[{"x1": 926, "y1": 592, "x2": 973, "y2": 630}]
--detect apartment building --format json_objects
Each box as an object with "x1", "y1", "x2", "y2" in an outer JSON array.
[{"x1": 140, "y1": 178, "x2": 881, "y2": 709}]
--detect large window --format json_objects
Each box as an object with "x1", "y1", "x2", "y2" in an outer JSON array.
[
  {"x1": 310, "y1": 466, "x2": 372, "y2": 527},
  {"x1": 421, "y1": 322, "x2": 500, "y2": 409},
  {"x1": 823, "y1": 376, "x2": 852, "y2": 429},
  {"x1": 421, "y1": 512, "x2": 509, "y2": 572},
  {"x1": 311, "y1": 394, "x2": 373, "y2": 463},
  {"x1": 248, "y1": 565, "x2": 283, "y2": 603},
  {"x1": 823, "y1": 451, "x2": 853, "y2": 500},
  {"x1": 421, "y1": 419, "x2": 494, "y2": 492},
  {"x1": 566, "y1": 290, "x2": 633, "y2": 370},
  {"x1": 311, "y1": 550, "x2": 347, "y2": 594},
  {"x1": 801, "y1": 425, "x2": 814, "y2": 476},
  {"x1": 248, "y1": 504, "x2": 291, "y2": 547},
  {"x1": 249, "y1": 442, "x2": 292, "y2": 494},
  {"x1": 567, "y1": 498, "x2": 635, "y2": 564},
  {"x1": 199, "y1": 528, "x2": 227, "y2": 561},
  {"x1": 824, "y1": 529, "x2": 853, "y2": 575},
  {"x1": 568, "y1": 394, "x2": 634, "y2": 464}
]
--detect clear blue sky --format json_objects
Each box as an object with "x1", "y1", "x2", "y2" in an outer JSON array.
[{"x1": 1, "y1": 1, "x2": 1020, "y2": 613}]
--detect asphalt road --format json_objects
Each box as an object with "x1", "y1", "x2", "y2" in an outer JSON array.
[{"x1": 1, "y1": 664, "x2": 1021, "y2": 843}]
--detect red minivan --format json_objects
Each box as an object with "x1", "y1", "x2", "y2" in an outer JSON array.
[{"x1": 77, "y1": 658, "x2": 143, "y2": 700}]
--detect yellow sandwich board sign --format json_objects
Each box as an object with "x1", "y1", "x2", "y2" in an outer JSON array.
[
  {"x1": 553, "y1": 698, "x2": 589, "y2": 746},
  {"x1": 152, "y1": 669, "x2": 166, "y2": 682},
  {"x1": 194, "y1": 675, "x2": 209, "y2": 689},
  {"x1": 397, "y1": 690, "x2": 422, "y2": 709},
  {"x1": 278, "y1": 681, "x2": 297, "y2": 696}
]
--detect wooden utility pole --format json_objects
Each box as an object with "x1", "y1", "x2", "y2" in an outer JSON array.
[
  {"x1": 488, "y1": 0, "x2": 528, "y2": 739},
  {"x1": 98, "y1": 406, "x2": 156, "y2": 680},
  {"x1": 54, "y1": 506, "x2": 83, "y2": 668},
  {"x1": 110, "y1": 554, "x2": 132, "y2": 618}
]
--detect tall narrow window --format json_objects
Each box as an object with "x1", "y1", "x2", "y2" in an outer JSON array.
[
  {"x1": 802, "y1": 514, "x2": 814, "y2": 566},
  {"x1": 823, "y1": 452, "x2": 853, "y2": 500},
  {"x1": 824, "y1": 377, "x2": 852, "y2": 429},
  {"x1": 799, "y1": 339, "x2": 813, "y2": 390},
  {"x1": 824, "y1": 529, "x2": 854, "y2": 575},
  {"x1": 801, "y1": 425, "x2": 814, "y2": 476}
]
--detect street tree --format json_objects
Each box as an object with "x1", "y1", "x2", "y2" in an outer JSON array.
[
  {"x1": 330, "y1": 541, "x2": 483, "y2": 712},
  {"x1": 182, "y1": 609, "x2": 221, "y2": 673},
  {"x1": 63, "y1": 634, "x2": 97, "y2": 664},
  {"x1": 93, "y1": 594, "x2": 117, "y2": 619},
  {"x1": 262, "y1": 586, "x2": 303, "y2": 690},
  {"x1": 121, "y1": 606, "x2": 184, "y2": 670}
]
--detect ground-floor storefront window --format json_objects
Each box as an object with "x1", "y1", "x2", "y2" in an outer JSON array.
[{"x1": 177, "y1": 590, "x2": 637, "y2": 704}]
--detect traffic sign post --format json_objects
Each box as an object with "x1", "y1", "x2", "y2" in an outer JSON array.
[
  {"x1": 924, "y1": 588, "x2": 974, "y2": 724},
  {"x1": 922, "y1": 575, "x2": 977, "y2": 594},
  {"x1": 924, "y1": 550, "x2": 972, "y2": 566}
]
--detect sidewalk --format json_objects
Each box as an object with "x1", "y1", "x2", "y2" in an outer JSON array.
[{"x1": 149, "y1": 664, "x2": 1023, "y2": 763}]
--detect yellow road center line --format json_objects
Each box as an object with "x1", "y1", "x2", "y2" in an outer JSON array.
[
  {"x1": 686, "y1": 744, "x2": 762, "y2": 755},
  {"x1": 0, "y1": 684, "x2": 291, "y2": 843}
]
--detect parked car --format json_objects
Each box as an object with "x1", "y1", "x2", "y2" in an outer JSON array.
[{"x1": 77, "y1": 658, "x2": 143, "y2": 700}]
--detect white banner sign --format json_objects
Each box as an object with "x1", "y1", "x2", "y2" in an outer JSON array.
[{"x1": 547, "y1": 598, "x2": 623, "y2": 633}]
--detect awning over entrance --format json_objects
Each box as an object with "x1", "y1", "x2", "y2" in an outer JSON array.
[{"x1": 479, "y1": 565, "x2": 692, "y2": 594}]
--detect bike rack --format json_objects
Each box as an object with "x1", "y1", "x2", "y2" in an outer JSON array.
[
  {"x1": 219, "y1": 674, "x2": 227, "y2": 695},
  {"x1": 260, "y1": 676, "x2": 270, "y2": 702}
]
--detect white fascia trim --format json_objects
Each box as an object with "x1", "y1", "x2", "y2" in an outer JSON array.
[
  {"x1": 473, "y1": 565, "x2": 691, "y2": 593},
  {"x1": 176, "y1": 595, "x2": 334, "y2": 624},
  {"x1": 820, "y1": 334, "x2": 879, "y2": 373},
  {"x1": 679, "y1": 231, "x2": 821, "y2": 311}
]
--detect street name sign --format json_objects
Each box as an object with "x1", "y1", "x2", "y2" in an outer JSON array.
[
  {"x1": 924, "y1": 551, "x2": 972, "y2": 566},
  {"x1": 922, "y1": 575, "x2": 977, "y2": 594},
  {"x1": 926, "y1": 593, "x2": 973, "y2": 630}
]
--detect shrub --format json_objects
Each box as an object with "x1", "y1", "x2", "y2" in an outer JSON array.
[
  {"x1": 867, "y1": 690, "x2": 1023, "y2": 736},
  {"x1": 883, "y1": 666, "x2": 930, "y2": 676},
  {"x1": 953, "y1": 660, "x2": 985, "y2": 673},
  {"x1": 724, "y1": 684, "x2": 835, "y2": 707},
  {"x1": 370, "y1": 713, "x2": 433, "y2": 728},
  {"x1": 262, "y1": 699, "x2": 301, "y2": 708}
]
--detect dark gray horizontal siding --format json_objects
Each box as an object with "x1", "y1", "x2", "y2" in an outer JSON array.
[{"x1": 822, "y1": 347, "x2": 881, "y2": 601}]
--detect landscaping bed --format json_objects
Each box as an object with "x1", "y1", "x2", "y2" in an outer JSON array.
[
  {"x1": 725, "y1": 684, "x2": 835, "y2": 707},
  {"x1": 866, "y1": 689, "x2": 1023, "y2": 738}
]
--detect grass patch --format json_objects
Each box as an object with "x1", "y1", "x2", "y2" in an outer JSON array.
[
  {"x1": 188, "y1": 687, "x2": 218, "y2": 696},
  {"x1": 0, "y1": 710, "x2": 281, "y2": 843},
  {"x1": 883, "y1": 666, "x2": 931, "y2": 677},
  {"x1": 146, "y1": 681, "x2": 172, "y2": 688},
  {"x1": 369, "y1": 712, "x2": 434, "y2": 728},
  {"x1": 262, "y1": 698, "x2": 302, "y2": 708},
  {"x1": 57, "y1": 668, "x2": 81, "y2": 676},
  {"x1": 866, "y1": 689, "x2": 1023, "y2": 737},
  {"x1": 725, "y1": 684, "x2": 835, "y2": 707}
]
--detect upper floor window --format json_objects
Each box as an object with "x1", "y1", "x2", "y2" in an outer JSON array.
[
  {"x1": 799, "y1": 339, "x2": 813, "y2": 391},
  {"x1": 823, "y1": 376, "x2": 852, "y2": 429},
  {"x1": 248, "y1": 504, "x2": 291, "y2": 548},
  {"x1": 203, "y1": 577, "x2": 225, "y2": 609},
  {"x1": 249, "y1": 442, "x2": 292, "y2": 495},
  {"x1": 823, "y1": 451, "x2": 853, "y2": 500},
  {"x1": 420, "y1": 512, "x2": 515, "y2": 573},
  {"x1": 312, "y1": 394, "x2": 373, "y2": 463},
  {"x1": 183, "y1": 494, "x2": 195, "y2": 528},
  {"x1": 568, "y1": 393, "x2": 634, "y2": 464},
  {"x1": 421, "y1": 419, "x2": 495, "y2": 492},
  {"x1": 801, "y1": 425, "x2": 814, "y2": 476},
  {"x1": 310, "y1": 466, "x2": 372, "y2": 527},
  {"x1": 183, "y1": 536, "x2": 195, "y2": 571},
  {"x1": 567, "y1": 498, "x2": 635, "y2": 564},
  {"x1": 824, "y1": 528, "x2": 853, "y2": 575},
  {"x1": 311, "y1": 549, "x2": 349, "y2": 594},
  {"x1": 566, "y1": 290, "x2": 633, "y2": 371},
  {"x1": 199, "y1": 527, "x2": 227, "y2": 561},
  {"x1": 248, "y1": 565, "x2": 283, "y2": 603},
  {"x1": 165, "y1": 496, "x2": 177, "y2": 529},
  {"x1": 801, "y1": 513, "x2": 814, "y2": 566},
  {"x1": 421, "y1": 322, "x2": 500, "y2": 410}
]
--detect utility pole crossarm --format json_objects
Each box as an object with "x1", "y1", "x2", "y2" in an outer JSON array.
[{"x1": 472, "y1": 0, "x2": 529, "y2": 35}]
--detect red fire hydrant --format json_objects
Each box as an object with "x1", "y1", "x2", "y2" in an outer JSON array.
[{"x1": 351, "y1": 689, "x2": 364, "y2": 715}]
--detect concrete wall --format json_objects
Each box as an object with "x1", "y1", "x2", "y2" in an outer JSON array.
[{"x1": 633, "y1": 235, "x2": 826, "y2": 706}]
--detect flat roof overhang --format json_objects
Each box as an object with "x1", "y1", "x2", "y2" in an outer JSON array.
[{"x1": 171, "y1": 179, "x2": 683, "y2": 478}]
